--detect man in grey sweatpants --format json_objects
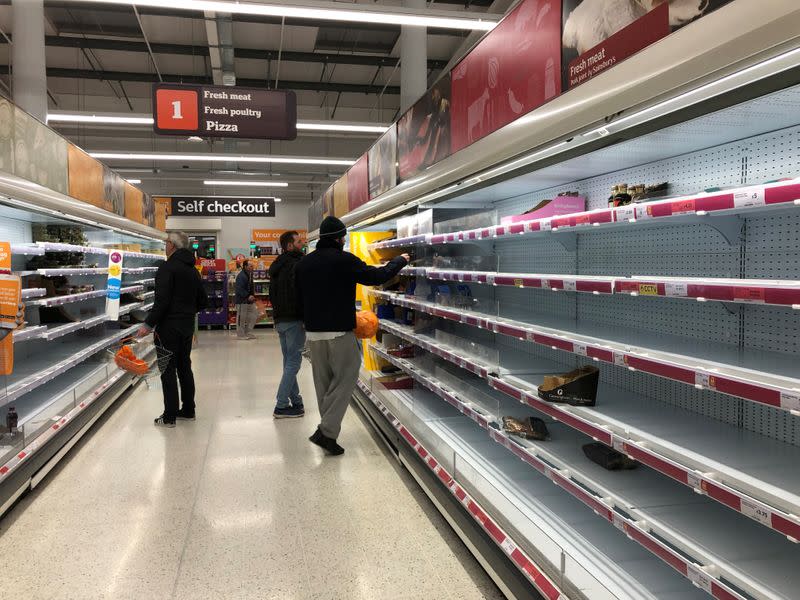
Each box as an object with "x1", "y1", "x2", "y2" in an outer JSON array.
[{"x1": 295, "y1": 216, "x2": 408, "y2": 455}]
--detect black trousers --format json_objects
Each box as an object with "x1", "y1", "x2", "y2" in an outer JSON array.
[{"x1": 157, "y1": 325, "x2": 195, "y2": 419}]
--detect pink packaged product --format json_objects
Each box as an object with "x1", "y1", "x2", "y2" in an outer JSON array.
[{"x1": 501, "y1": 195, "x2": 587, "y2": 225}]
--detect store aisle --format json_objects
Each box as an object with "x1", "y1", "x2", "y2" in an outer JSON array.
[{"x1": 0, "y1": 331, "x2": 504, "y2": 600}]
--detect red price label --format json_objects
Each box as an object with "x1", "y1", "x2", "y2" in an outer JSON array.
[
  {"x1": 155, "y1": 88, "x2": 199, "y2": 131},
  {"x1": 670, "y1": 199, "x2": 696, "y2": 215},
  {"x1": 733, "y1": 286, "x2": 766, "y2": 302}
]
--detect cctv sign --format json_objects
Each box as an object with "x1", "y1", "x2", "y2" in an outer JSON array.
[
  {"x1": 171, "y1": 197, "x2": 276, "y2": 217},
  {"x1": 153, "y1": 83, "x2": 297, "y2": 140}
]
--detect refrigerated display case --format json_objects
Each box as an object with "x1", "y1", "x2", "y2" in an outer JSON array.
[
  {"x1": 330, "y1": 5, "x2": 800, "y2": 598},
  {"x1": 0, "y1": 195, "x2": 164, "y2": 517}
]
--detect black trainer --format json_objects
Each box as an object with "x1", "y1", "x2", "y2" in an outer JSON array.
[
  {"x1": 274, "y1": 406, "x2": 304, "y2": 419},
  {"x1": 309, "y1": 428, "x2": 344, "y2": 455},
  {"x1": 154, "y1": 415, "x2": 176, "y2": 428},
  {"x1": 176, "y1": 410, "x2": 196, "y2": 421}
]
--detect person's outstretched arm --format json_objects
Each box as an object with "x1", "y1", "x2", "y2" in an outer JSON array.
[{"x1": 351, "y1": 253, "x2": 409, "y2": 286}]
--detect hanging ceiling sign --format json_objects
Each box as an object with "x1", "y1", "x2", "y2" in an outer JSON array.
[
  {"x1": 152, "y1": 84, "x2": 297, "y2": 140},
  {"x1": 171, "y1": 197, "x2": 276, "y2": 217}
]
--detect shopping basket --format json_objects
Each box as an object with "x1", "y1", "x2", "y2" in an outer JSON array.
[{"x1": 107, "y1": 334, "x2": 172, "y2": 382}]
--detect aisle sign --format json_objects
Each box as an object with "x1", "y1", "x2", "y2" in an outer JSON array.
[
  {"x1": 153, "y1": 84, "x2": 297, "y2": 140},
  {"x1": 171, "y1": 197, "x2": 276, "y2": 217},
  {"x1": 105, "y1": 251, "x2": 124, "y2": 320}
]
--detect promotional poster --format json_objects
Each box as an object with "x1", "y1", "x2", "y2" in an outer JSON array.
[
  {"x1": 347, "y1": 154, "x2": 369, "y2": 212},
  {"x1": 451, "y1": 0, "x2": 562, "y2": 153},
  {"x1": 398, "y1": 74, "x2": 452, "y2": 182},
  {"x1": 561, "y1": 0, "x2": 736, "y2": 90},
  {"x1": 368, "y1": 125, "x2": 398, "y2": 199}
]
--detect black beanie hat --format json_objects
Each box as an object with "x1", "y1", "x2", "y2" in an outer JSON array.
[{"x1": 319, "y1": 216, "x2": 347, "y2": 239}]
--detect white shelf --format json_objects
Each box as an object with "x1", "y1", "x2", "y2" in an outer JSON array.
[
  {"x1": 371, "y1": 290, "x2": 800, "y2": 415},
  {"x1": 11, "y1": 242, "x2": 164, "y2": 261},
  {"x1": 359, "y1": 378, "x2": 708, "y2": 600},
  {"x1": 26, "y1": 285, "x2": 143, "y2": 307},
  {"x1": 366, "y1": 349, "x2": 800, "y2": 599},
  {"x1": 30, "y1": 267, "x2": 106, "y2": 276},
  {"x1": 43, "y1": 314, "x2": 109, "y2": 341},
  {"x1": 377, "y1": 319, "x2": 800, "y2": 542},
  {"x1": 12, "y1": 325, "x2": 47, "y2": 342},
  {"x1": 414, "y1": 269, "x2": 800, "y2": 308},
  {"x1": 1, "y1": 326, "x2": 134, "y2": 403},
  {"x1": 370, "y1": 180, "x2": 800, "y2": 250},
  {"x1": 20, "y1": 288, "x2": 46, "y2": 300}
]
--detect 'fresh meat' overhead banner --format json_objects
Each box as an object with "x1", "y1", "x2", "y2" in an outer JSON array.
[
  {"x1": 561, "y1": 0, "x2": 736, "y2": 90},
  {"x1": 398, "y1": 74, "x2": 452, "y2": 182},
  {"x1": 451, "y1": 0, "x2": 562, "y2": 154}
]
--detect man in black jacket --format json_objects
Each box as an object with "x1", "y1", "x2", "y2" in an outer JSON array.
[
  {"x1": 296, "y1": 216, "x2": 408, "y2": 455},
  {"x1": 269, "y1": 230, "x2": 306, "y2": 419},
  {"x1": 138, "y1": 232, "x2": 208, "y2": 427}
]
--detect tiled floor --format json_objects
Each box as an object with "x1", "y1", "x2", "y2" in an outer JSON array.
[{"x1": 0, "y1": 330, "x2": 506, "y2": 600}]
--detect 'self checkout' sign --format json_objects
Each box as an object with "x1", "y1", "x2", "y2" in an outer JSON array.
[
  {"x1": 153, "y1": 84, "x2": 297, "y2": 140},
  {"x1": 171, "y1": 197, "x2": 276, "y2": 217}
]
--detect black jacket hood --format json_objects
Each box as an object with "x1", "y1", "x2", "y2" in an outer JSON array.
[
  {"x1": 171, "y1": 248, "x2": 196, "y2": 266},
  {"x1": 269, "y1": 250, "x2": 303, "y2": 278}
]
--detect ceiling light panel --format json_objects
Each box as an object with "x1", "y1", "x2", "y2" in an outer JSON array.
[
  {"x1": 203, "y1": 180, "x2": 289, "y2": 187},
  {"x1": 89, "y1": 152, "x2": 355, "y2": 167},
  {"x1": 72, "y1": 0, "x2": 498, "y2": 30}
]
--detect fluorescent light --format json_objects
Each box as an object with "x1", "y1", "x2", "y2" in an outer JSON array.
[
  {"x1": 89, "y1": 152, "x2": 355, "y2": 167},
  {"x1": 126, "y1": 179, "x2": 141, "y2": 184},
  {"x1": 297, "y1": 122, "x2": 388, "y2": 134},
  {"x1": 49, "y1": 112, "x2": 387, "y2": 134},
  {"x1": 47, "y1": 114, "x2": 153, "y2": 125},
  {"x1": 71, "y1": 0, "x2": 498, "y2": 30},
  {"x1": 203, "y1": 180, "x2": 289, "y2": 187}
]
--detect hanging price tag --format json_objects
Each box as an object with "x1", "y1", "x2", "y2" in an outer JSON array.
[
  {"x1": 687, "y1": 565, "x2": 713, "y2": 592},
  {"x1": 695, "y1": 372, "x2": 711, "y2": 388},
  {"x1": 780, "y1": 391, "x2": 800, "y2": 411},
  {"x1": 563, "y1": 280, "x2": 577, "y2": 292},
  {"x1": 733, "y1": 187, "x2": 765, "y2": 208},
  {"x1": 500, "y1": 538, "x2": 516, "y2": 555},
  {"x1": 612, "y1": 512, "x2": 626, "y2": 532},
  {"x1": 612, "y1": 437, "x2": 626, "y2": 453},
  {"x1": 687, "y1": 471, "x2": 703, "y2": 491},
  {"x1": 613, "y1": 352, "x2": 627, "y2": 367},
  {"x1": 616, "y1": 205, "x2": 636, "y2": 222},
  {"x1": 573, "y1": 342, "x2": 588, "y2": 356},
  {"x1": 740, "y1": 498, "x2": 772, "y2": 526},
  {"x1": 665, "y1": 282, "x2": 688, "y2": 297},
  {"x1": 539, "y1": 219, "x2": 552, "y2": 232}
]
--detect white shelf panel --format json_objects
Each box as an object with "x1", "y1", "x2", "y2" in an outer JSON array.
[
  {"x1": 370, "y1": 180, "x2": 800, "y2": 250},
  {"x1": 11, "y1": 242, "x2": 164, "y2": 261},
  {"x1": 43, "y1": 314, "x2": 109, "y2": 341},
  {"x1": 377, "y1": 320, "x2": 800, "y2": 541},
  {"x1": 359, "y1": 379, "x2": 708, "y2": 600},
  {"x1": 25, "y1": 285, "x2": 143, "y2": 307},
  {"x1": 371, "y1": 290, "x2": 800, "y2": 415},
  {"x1": 31, "y1": 267, "x2": 106, "y2": 276},
  {"x1": 368, "y1": 349, "x2": 800, "y2": 599},
  {"x1": 20, "y1": 288, "x2": 46, "y2": 300},
  {"x1": 416, "y1": 269, "x2": 800, "y2": 308},
  {"x1": 11, "y1": 325, "x2": 47, "y2": 342},
  {"x1": 1, "y1": 326, "x2": 134, "y2": 403}
]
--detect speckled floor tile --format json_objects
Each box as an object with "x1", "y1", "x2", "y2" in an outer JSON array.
[{"x1": 0, "y1": 331, "x2": 505, "y2": 600}]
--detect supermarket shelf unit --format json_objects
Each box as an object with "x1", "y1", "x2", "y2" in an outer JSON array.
[
  {"x1": 1, "y1": 233, "x2": 164, "y2": 517},
  {"x1": 346, "y1": 72, "x2": 800, "y2": 598}
]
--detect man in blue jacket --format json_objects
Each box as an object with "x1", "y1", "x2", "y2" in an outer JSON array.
[
  {"x1": 296, "y1": 216, "x2": 408, "y2": 455},
  {"x1": 235, "y1": 259, "x2": 257, "y2": 340}
]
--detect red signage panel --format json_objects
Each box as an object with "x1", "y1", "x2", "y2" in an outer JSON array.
[
  {"x1": 347, "y1": 154, "x2": 369, "y2": 211},
  {"x1": 450, "y1": 0, "x2": 562, "y2": 153}
]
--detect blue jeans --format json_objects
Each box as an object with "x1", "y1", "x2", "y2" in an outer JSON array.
[{"x1": 276, "y1": 320, "x2": 305, "y2": 409}]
